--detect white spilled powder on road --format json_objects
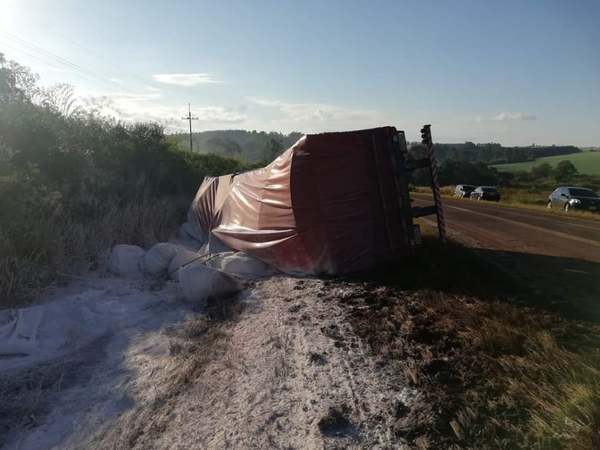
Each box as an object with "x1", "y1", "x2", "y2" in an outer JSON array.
[
  {"x1": 1, "y1": 274, "x2": 417, "y2": 449},
  {"x1": 0, "y1": 275, "x2": 193, "y2": 450}
]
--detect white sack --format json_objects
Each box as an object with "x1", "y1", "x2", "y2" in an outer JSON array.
[
  {"x1": 178, "y1": 263, "x2": 243, "y2": 305},
  {"x1": 0, "y1": 308, "x2": 43, "y2": 356},
  {"x1": 207, "y1": 252, "x2": 274, "y2": 279},
  {"x1": 109, "y1": 245, "x2": 145, "y2": 276},
  {"x1": 167, "y1": 247, "x2": 201, "y2": 281},
  {"x1": 179, "y1": 222, "x2": 205, "y2": 243},
  {"x1": 143, "y1": 242, "x2": 179, "y2": 277},
  {"x1": 207, "y1": 234, "x2": 233, "y2": 254}
]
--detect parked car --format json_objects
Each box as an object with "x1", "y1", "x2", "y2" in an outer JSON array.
[
  {"x1": 471, "y1": 186, "x2": 501, "y2": 201},
  {"x1": 547, "y1": 186, "x2": 600, "y2": 212},
  {"x1": 454, "y1": 184, "x2": 476, "y2": 198}
]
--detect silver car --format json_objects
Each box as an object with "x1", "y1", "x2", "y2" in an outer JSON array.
[{"x1": 454, "y1": 184, "x2": 476, "y2": 198}]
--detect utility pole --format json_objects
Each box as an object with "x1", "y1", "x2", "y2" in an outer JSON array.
[{"x1": 181, "y1": 103, "x2": 198, "y2": 151}]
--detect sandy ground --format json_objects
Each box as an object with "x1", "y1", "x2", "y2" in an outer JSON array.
[{"x1": 1, "y1": 274, "x2": 420, "y2": 449}]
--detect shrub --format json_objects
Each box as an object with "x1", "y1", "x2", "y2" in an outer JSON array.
[{"x1": 0, "y1": 54, "x2": 249, "y2": 307}]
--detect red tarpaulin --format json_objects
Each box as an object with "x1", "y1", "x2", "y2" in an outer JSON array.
[{"x1": 189, "y1": 127, "x2": 416, "y2": 275}]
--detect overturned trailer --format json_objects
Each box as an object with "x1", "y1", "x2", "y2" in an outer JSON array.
[{"x1": 188, "y1": 126, "x2": 444, "y2": 275}]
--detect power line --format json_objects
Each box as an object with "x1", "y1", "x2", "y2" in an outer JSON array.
[
  {"x1": 181, "y1": 103, "x2": 199, "y2": 152},
  {"x1": 28, "y1": 24, "x2": 155, "y2": 88},
  {"x1": 0, "y1": 31, "x2": 139, "y2": 95}
]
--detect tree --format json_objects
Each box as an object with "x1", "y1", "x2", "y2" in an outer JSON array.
[
  {"x1": 0, "y1": 52, "x2": 39, "y2": 104},
  {"x1": 262, "y1": 138, "x2": 283, "y2": 162},
  {"x1": 36, "y1": 83, "x2": 82, "y2": 117},
  {"x1": 530, "y1": 163, "x2": 552, "y2": 179},
  {"x1": 554, "y1": 160, "x2": 578, "y2": 181},
  {"x1": 206, "y1": 137, "x2": 242, "y2": 156}
]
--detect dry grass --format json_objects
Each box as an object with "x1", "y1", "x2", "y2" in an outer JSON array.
[
  {"x1": 433, "y1": 295, "x2": 600, "y2": 449},
  {"x1": 0, "y1": 196, "x2": 185, "y2": 309},
  {"x1": 0, "y1": 364, "x2": 65, "y2": 446},
  {"x1": 342, "y1": 234, "x2": 600, "y2": 449},
  {"x1": 344, "y1": 284, "x2": 600, "y2": 448}
]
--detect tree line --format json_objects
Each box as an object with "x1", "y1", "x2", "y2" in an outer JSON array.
[
  {"x1": 170, "y1": 129, "x2": 303, "y2": 163},
  {"x1": 424, "y1": 142, "x2": 581, "y2": 165},
  {"x1": 171, "y1": 130, "x2": 582, "y2": 167}
]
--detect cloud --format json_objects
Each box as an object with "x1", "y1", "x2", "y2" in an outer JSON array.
[
  {"x1": 80, "y1": 93, "x2": 386, "y2": 135},
  {"x1": 152, "y1": 73, "x2": 222, "y2": 86},
  {"x1": 82, "y1": 90, "x2": 245, "y2": 130},
  {"x1": 246, "y1": 96, "x2": 388, "y2": 131},
  {"x1": 246, "y1": 97, "x2": 282, "y2": 107},
  {"x1": 491, "y1": 112, "x2": 536, "y2": 121}
]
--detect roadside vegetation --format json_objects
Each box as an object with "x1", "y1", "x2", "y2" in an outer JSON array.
[
  {"x1": 170, "y1": 129, "x2": 303, "y2": 164},
  {"x1": 344, "y1": 230, "x2": 600, "y2": 448},
  {"x1": 0, "y1": 54, "x2": 249, "y2": 308},
  {"x1": 411, "y1": 142, "x2": 600, "y2": 219}
]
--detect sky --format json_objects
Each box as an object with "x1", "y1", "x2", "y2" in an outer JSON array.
[{"x1": 1, "y1": 0, "x2": 599, "y2": 145}]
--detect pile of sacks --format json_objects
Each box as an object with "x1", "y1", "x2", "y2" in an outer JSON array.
[{"x1": 108, "y1": 221, "x2": 274, "y2": 305}]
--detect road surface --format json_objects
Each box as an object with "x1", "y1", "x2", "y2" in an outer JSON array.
[{"x1": 413, "y1": 193, "x2": 600, "y2": 263}]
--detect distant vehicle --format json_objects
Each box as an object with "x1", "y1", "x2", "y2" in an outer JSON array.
[
  {"x1": 471, "y1": 186, "x2": 501, "y2": 201},
  {"x1": 547, "y1": 186, "x2": 600, "y2": 212},
  {"x1": 454, "y1": 184, "x2": 476, "y2": 198}
]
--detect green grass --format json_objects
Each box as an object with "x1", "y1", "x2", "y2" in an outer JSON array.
[{"x1": 493, "y1": 151, "x2": 600, "y2": 175}]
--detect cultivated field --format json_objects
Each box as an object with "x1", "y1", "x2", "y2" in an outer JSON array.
[{"x1": 493, "y1": 150, "x2": 600, "y2": 175}]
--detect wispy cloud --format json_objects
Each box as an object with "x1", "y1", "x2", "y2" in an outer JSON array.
[
  {"x1": 491, "y1": 112, "x2": 536, "y2": 121},
  {"x1": 247, "y1": 96, "x2": 388, "y2": 130},
  {"x1": 82, "y1": 90, "x2": 244, "y2": 130},
  {"x1": 247, "y1": 97, "x2": 282, "y2": 107},
  {"x1": 153, "y1": 73, "x2": 222, "y2": 86}
]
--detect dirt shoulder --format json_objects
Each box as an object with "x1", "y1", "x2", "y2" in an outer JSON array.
[
  {"x1": 413, "y1": 193, "x2": 600, "y2": 321},
  {"x1": 4, "y1": 259, "x2": 600, "y2": 449},
  {"x1": 413, "y1": 193, "x2": 600, "y2": 261},
  {"x1": 86, "y1": 276, "x2": 418, "y2": 449},
  {"x1": 87, "y1": 272, "x2": 600, "y2": 450}
]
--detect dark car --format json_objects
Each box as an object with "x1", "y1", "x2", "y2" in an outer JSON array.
[
  {"x1": 547, "y1": 186, "x2": 600, "y2": 212},
  {"x1": 454, "y1": 184, "x2": 476, "y2": 198},
  {"x1": 471, "y1": 186, "x2": 501, "y2": 201}
]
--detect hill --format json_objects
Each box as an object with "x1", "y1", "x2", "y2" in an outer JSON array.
[
  {"x1": 171, "y1": 130, "x2": 583, "y2": 166},
  {"x1": 493, "y1": 150, "x2": 600, "y2": 176},
  {"x1": 170, "y1": 130, "x2": 304, "y2": 163}
]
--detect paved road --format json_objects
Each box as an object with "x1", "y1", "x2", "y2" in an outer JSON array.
[{"x1": 412, "y1": 193, "x2": 600, "y2": 263}]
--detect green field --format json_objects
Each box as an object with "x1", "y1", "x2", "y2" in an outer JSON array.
[{"x1": 493, "y1": 150, "x2": 600, "y2": 175}]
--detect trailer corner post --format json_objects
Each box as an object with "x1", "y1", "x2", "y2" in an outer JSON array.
[{"x1": 420, "y1": 124, "x2": 447, "y2": 243}]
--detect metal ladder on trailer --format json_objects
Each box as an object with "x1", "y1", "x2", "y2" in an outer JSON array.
[{"x1": 404, "y1": 125, "x2": 447, "y2": 242}]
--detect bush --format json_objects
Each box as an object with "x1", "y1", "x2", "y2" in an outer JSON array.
[{"x1": 0, "y1": 54, "x2": 249, "y2": 307}]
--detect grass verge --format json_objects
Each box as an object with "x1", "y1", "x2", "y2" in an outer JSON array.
[
  {"x1": 0, "y1": 195, "x2": 187, "y2": 310},
  {"x1": 340, "y1": 236, "x2": 600, "y2": 448}
]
